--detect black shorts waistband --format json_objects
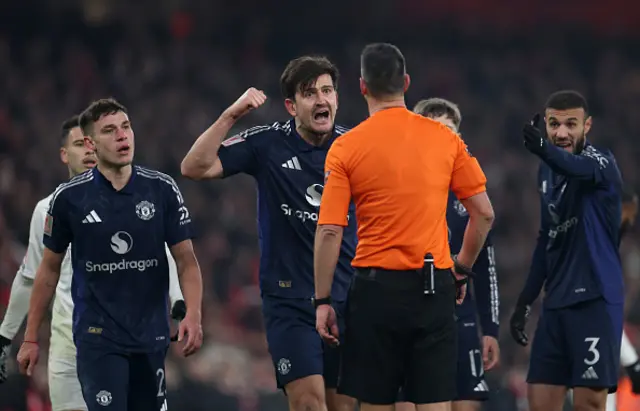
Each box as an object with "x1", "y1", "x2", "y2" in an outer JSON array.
[{"x1": 355, "y1": 267, "x2": 452, "y2": 286}]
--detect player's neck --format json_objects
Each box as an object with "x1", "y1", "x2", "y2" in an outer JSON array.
[
  {"x1": 295, "y1": 121, "x2": 332, "y2": 147},
  {"x1": 97, "y1": 163, "x2": 133, "y2": 191},
  {"x1": 367, "y1": 96, "x2": 406, "y2": 116}
]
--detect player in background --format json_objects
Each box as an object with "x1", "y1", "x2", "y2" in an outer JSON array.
[
  {"x1": 0, "y1": 115, "x2": 187, "y2": 411},
  {"x1": 16, "y1": 99, "x2": 203, "y2": 411},
  {"x1": 509, "y1": 90, "x2": 624, "y2": 411},
  {"x1": 181, "y1": 56, "x2": 357, "y2": 411},
  {"x1": 392, "y1": 98, "x2": 499, "y2": 411},
  {"x1": 604, "y1": 186, "x2": 639, "y2": 411}
]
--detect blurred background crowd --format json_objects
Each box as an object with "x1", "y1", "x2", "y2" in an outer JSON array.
[{"x1": 1, "y1": 0, "x2": 640, "y2": 410}]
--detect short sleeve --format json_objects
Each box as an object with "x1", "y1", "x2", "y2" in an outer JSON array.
[
  {"x1": 17, "y1": 200, "x2": 49, "y2": 279},
  {"x1": 218, "y1": 126, "x2": 267, "y2": 177},
  {"x1": 450, "y1": 135, "x2": 487, "y2": 200},
  {"x1": 163, "y1": 176, "x2": 194, "y2": 246},
  {"x1": 318, "y1": 142, "x2": 351, "y2": 227},
  {"x1": 43, "y1": 191, "x2": 73, "y2": 254}
]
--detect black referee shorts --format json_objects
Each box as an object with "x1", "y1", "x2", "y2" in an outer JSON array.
[{"x1": 338, "y1": 267, "x2": 457, "y2": 405}]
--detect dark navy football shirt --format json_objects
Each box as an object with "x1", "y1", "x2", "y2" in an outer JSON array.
[
  {"x1": 43, "y1": 166, "x2": 194, "y2": 352},
  {"x1": 519, "y1": 143, "x2": 624, "y2": 309},
  {"x1": 447, "y1": 193, "x2": 499, "y2": 337},
  {"x1": 217, "y1": 120, "x2": 357, "y2": 301}
]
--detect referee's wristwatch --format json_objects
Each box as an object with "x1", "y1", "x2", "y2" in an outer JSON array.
[{"x1": 312, "y1": 296, "x2": 332, "y2": 308}]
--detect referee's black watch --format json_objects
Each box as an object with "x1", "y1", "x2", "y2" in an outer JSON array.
[{"x1": 312, "y1": 296, "x2": 332, "y2": 308}]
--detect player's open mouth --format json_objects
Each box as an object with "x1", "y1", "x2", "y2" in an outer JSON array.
[
  {"x1": 117, "y1": 145, "x2": 131, "y2": 155},
  {"x1": 313, "y1": 110, "x2": 330, "y2": 122},
  {"x1": 555, "y1": 140, "x2": 572, "y2": 150},
  {"x1": 83, "y1": 158, "x2": 96, "y2": 166}
]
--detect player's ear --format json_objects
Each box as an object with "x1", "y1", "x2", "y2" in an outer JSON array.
[
  {"x1": 403, "y1": 74, "x2": 411, "y2": 93},
  {"x1": 284, "y1": 98, "x2": 296, "y2": 117},
  {"x1": 359, "y1": 78, "x2": 367, "y2": 96},
  {"x1": 584, "y1": 115, "x2": 593, "y2": 135},
  {"x1": 60, "y1": 147, "x2": 68, "y2": 165}
]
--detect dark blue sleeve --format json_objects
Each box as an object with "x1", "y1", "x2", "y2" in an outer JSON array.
[
  {"x1": 539, "y1": 144, "x2": 619, "y2": 187},
  {"x1": 42, "y1": 190, "x2": 73, "y2": 254},
  {"x1": 474, "y1": 233, "x2": 499, "y2": 337},
  {"x1": 217, "y1": 126, "x2": 269, "y2": 177},
  {"x1": 162, "y1": 176, "x2": 194, "y2": 246}
]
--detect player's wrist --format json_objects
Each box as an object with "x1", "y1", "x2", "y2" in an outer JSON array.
[
  {"x1": 221, "y1": 108, "x2": 243, "y2": 123},
  {"x1": 312, "y1": 296, "x2": 332, "y2": 309}
]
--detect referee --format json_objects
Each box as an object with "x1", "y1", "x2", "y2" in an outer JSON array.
[{"x1": 313, "y1": 43, "x2": 495, "y2": 410}]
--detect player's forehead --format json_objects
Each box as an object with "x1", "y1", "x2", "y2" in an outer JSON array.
[
  {"x1": 95, "y1": 111, "x2": 130, "y2": 129},
  {"x1": 429, "y1": 114, "x2": 458, "y2": 133},
  {"x1": 67, "y1": 126, "x2": 85, "y2": 144},
  {"x1": 298, "y1": 73, "x2": 335, "y2": 93},
  {"x1": 545, "y1": 107, "x2": 585, "y2": 122}
]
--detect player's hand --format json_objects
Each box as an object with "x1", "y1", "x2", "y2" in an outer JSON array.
[
  {"x1": 522, "y1": 114, "x2": 548, "y2": 156},
  {"x1": 451, "y1": 270, "x2": 468, "y2": 305},
  {"x1": 509, "y1": 304, "x2": 531, "y2": 347},
  {"x1": 224, "y1": 88, "x2": 267, "y2": 120},
  {"x1": 316, "y1": 305, "x2": 339, "y2": 347},
  {"x1": 482, "y1": 336, "x2": 500, "y2": 371},
  {"x1": 0, "y1": 335, "x2": 11, "y2": 383},
  {"x1": 169, "y1": 300, "x2": 187, "y2": 343},
  {"x1": 16, "y1": 341, "x2": 39, "y2": 377},
  {"x1": 625, "y1": 360, "x2": 640, "y2": 394},
  {"x1": 177, "y1": 312, "x2": 203, "y2": 357}
]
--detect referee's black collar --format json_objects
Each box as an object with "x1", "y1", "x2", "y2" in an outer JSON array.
[
  {"x1": 287, "y1": 118, "x2": 340, "y2": 152},
  {"x1": 93, "y1": 165, "x2": 137, "y2": 194}
]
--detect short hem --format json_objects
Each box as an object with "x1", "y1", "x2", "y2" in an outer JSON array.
[
  {"x1": 277, "y1": 373, "x2": 325, "y2": 391},
  {"x1": 454, "y1": 395, "x2": 489, "y2": 402}
]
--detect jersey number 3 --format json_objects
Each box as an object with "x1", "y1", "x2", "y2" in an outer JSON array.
[{"x1": 584, "y1": 337, "x2": 601, "y2": 366}]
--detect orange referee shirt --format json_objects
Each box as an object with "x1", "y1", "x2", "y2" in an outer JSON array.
[{"x1": 319, "y1": 107, "x2": 487, "y2": 270}]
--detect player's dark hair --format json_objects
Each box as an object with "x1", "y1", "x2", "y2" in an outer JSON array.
[
  {"x1": 280, "y1": 56, "x2": 339, "y2": 100},
  {"x1": 413, "y1": 98, "x2": 462, "y2": 129},
  {"x1": 79, "y1": 98, "x2": 128, "y2": 136},
  {"x1": 60, "y1": 114, "x2": 80, "y2": 146},
  {"x1": 360, "y1": 43, "x2": 406, "y2": 99},
  {"x1": 545, "y1": 90, "x2": 589, "y2": 116}
]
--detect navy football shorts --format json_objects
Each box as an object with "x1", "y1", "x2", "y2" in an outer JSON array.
[
  {"x1": 262, "y1": 295, "x2": 345, "y2": 391},
  {"x1": 455, "y1": 317, "x2": 490, "y2": 401},
  {"x1": 396, "y1": 314, "x2": 489, "y2": 403},
  {"x1": 76, "y1": 342, "x2": 168, "y2": 411},
  {"x1": 527, "y1": 297, "x2": 623, "y2": 393}
]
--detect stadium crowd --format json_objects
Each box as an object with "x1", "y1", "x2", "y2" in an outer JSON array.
[{"x1": 1, "y1": 1, "x2": 640, "y2": 410}]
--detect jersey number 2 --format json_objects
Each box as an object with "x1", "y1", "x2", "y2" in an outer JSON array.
[
  {"x1": 584, "y1": 337, "x2": 601, "y2": 366},
  {"x1": 156, "y1": 368, "x2": 166, "y2": 397}
]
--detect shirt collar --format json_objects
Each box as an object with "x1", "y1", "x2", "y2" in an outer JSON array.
[{"x1": 93, "y1": 165, "x2": 137, "y2": 194}]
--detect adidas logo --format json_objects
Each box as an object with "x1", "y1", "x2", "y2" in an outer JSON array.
[
  {"x1": 82, "y1": 210, "x2": 102, "y2": 224},
  {"x1": 581, "y1": 366, "x2": 598, "y2": 380},
  {"x1": 281, "y1": 156, "x2": 302, "y2": 170},
  {"x1": 473, "y1": 380, "x2": 489, "y2": 392}
]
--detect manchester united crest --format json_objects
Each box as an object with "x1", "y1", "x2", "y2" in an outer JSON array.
[{"x1": 135, "y1": 200, "x2": 155, "y2": 221}]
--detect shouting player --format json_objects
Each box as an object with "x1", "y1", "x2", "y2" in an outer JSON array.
[
  {"x1": 510, "y1": 90, "x2": 624, "y2": 411},
  {"x1": 0, "y1": 115, "x2": 187, "y2": 411},
  {"x1": 181, "y1": 56, "x2": 357, "y2": 411},
  {"x1": 392, "y1": 98, "x2": 498, "y2": 411},
  {"x1": 16, "y1": 99, "x2": 203, "y2": 411}
]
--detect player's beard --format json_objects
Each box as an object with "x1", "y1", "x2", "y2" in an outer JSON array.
[
  {"x1": 573, "y1": 133, "x2": 586, "y2": 154},
  {"x1": 299, "y1": 120, "x2": 333, "y2": 146}
]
